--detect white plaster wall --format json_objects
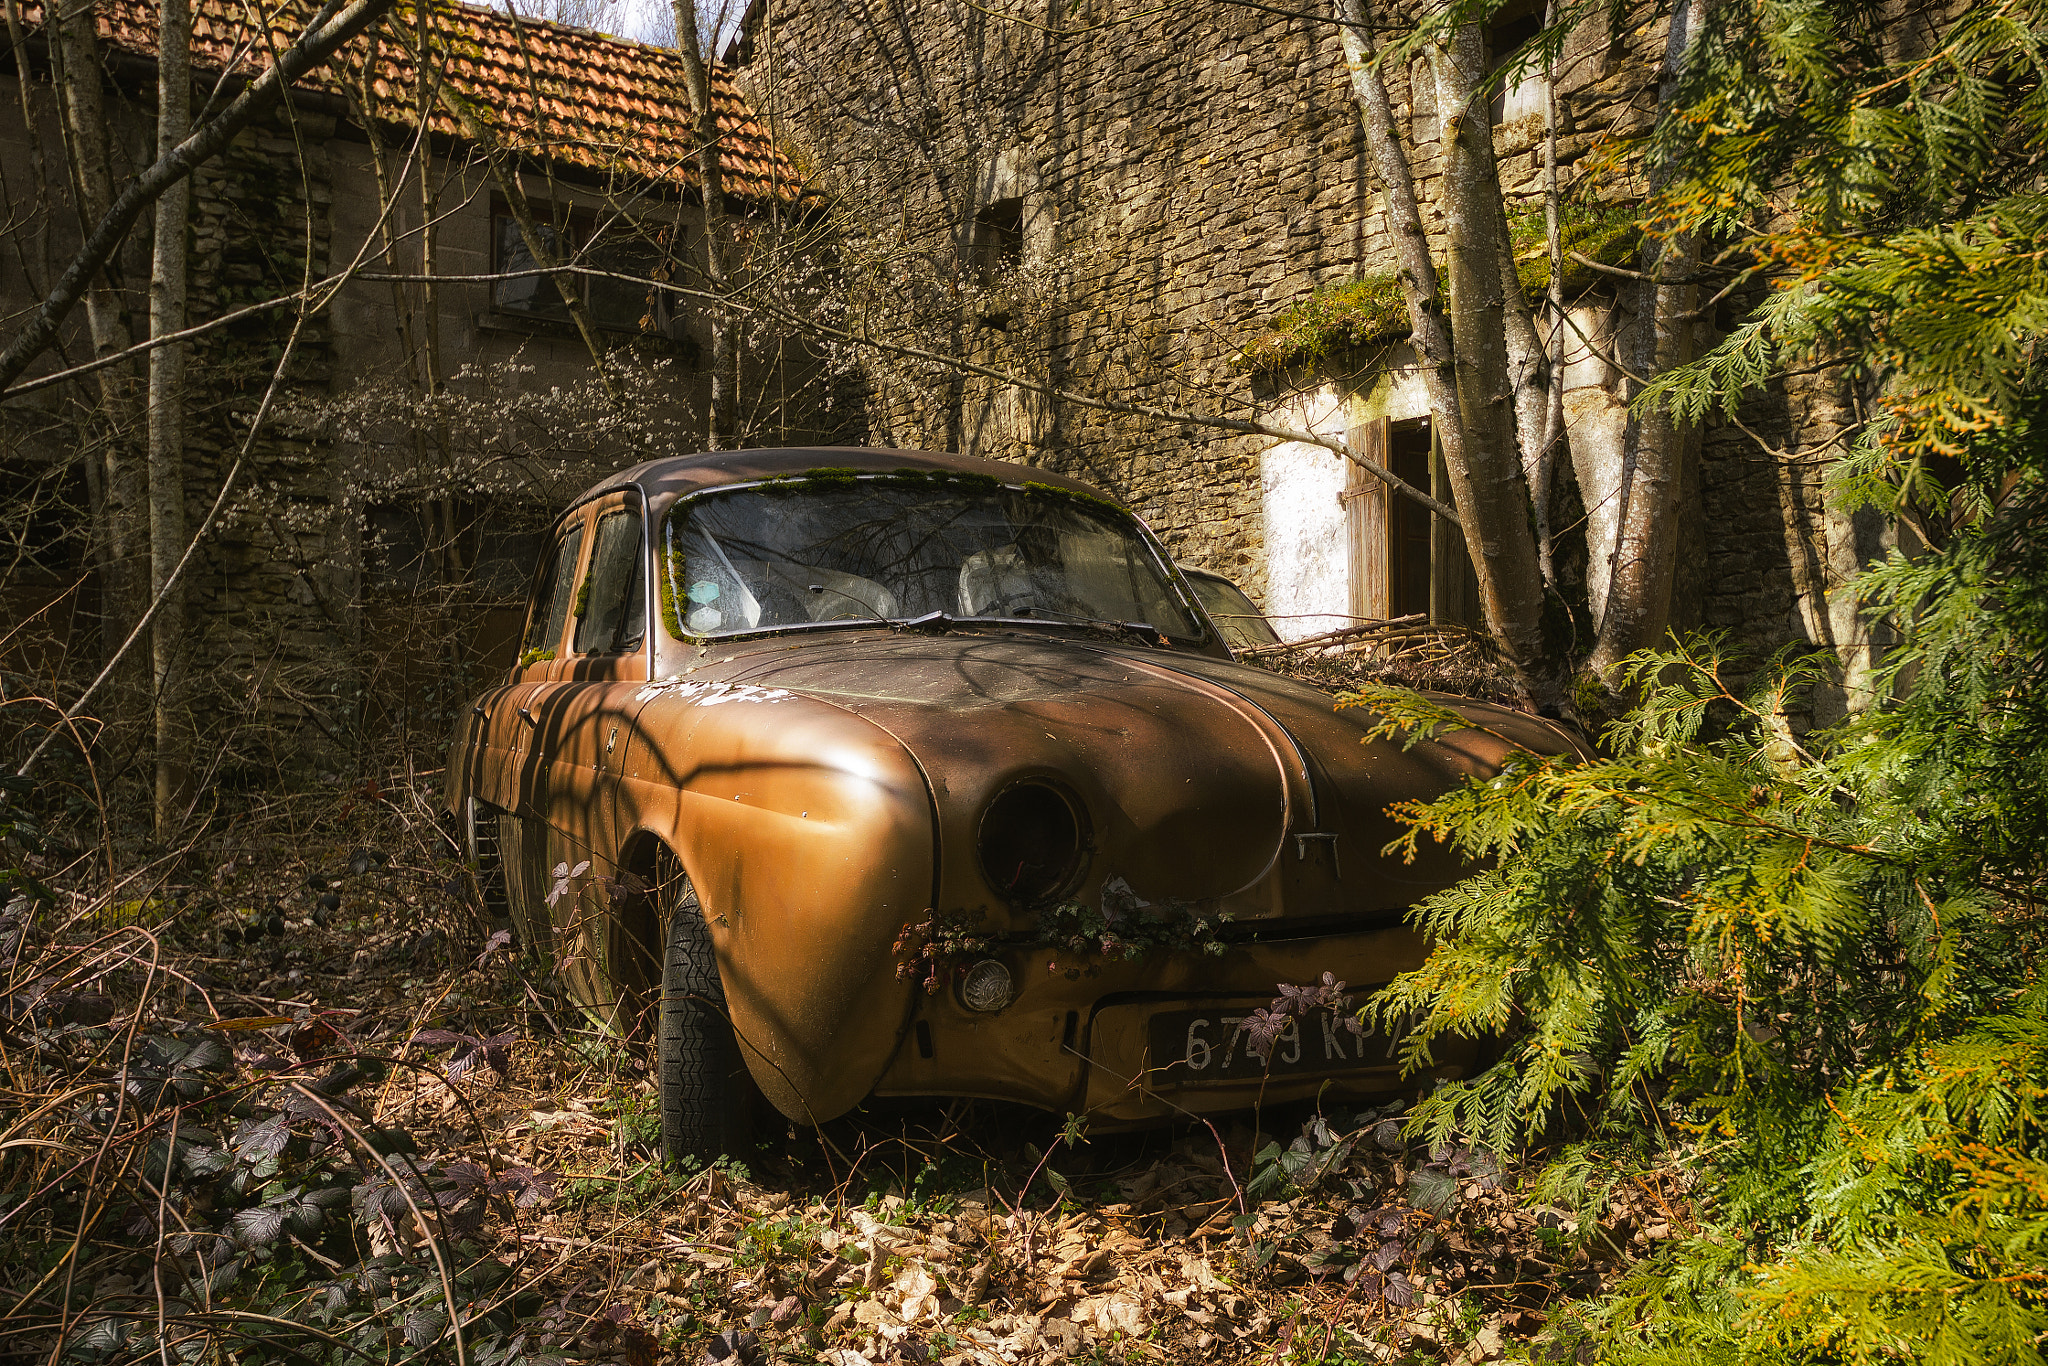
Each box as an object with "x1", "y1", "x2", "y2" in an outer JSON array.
[
  {"x1": 1354, "y1": 343, "x2": 1432, "y2": 423},
  {"x1": 1259, "y1": 386, "x2": 1353, "y2": 640}
]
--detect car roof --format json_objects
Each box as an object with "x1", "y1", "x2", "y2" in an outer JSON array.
[{"x1": 577, "y1": 446, "x2": 1121, "y2": 509}]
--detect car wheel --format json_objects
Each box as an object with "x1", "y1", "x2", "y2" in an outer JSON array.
[{"x1": 656, "y1": 856, "x2": 755, "y2": 1164}]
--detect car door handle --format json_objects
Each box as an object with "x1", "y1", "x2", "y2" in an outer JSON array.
[
  {"x1": 518, "y1": 708, "x2": 537, "y2": 728},
  {"x1": 473, "y1": 704, "x2": 488, "y2": 720}
]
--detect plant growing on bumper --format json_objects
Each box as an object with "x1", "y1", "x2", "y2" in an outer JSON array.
[
  {"x1": 893, "y1": 909, "x2": 999, "y2": 994},
  {"x1": 1243, "y1": 972, "x2": 1365, "y2": 1064},
  {"x1": 1036, "y1": 890, "x2": 1229, "y2": 964},
  {"x1": 891, "y1": 891, "x2": 1230, "y2": 994}
]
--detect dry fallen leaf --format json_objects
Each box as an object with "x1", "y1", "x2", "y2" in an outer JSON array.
[
  {"x1": 894, "y1": 1263, "x2": 942, "y2": 1323},
  {"x1": 1072, "y1": 1293, "x2": 1145, "y2": 1337}
]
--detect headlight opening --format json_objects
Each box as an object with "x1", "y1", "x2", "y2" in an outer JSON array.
[{"x1": 978, "y1": 781, "x2": 1086, "y2": 905}]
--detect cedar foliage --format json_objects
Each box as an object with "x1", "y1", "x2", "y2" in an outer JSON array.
[{"x1": 1349, "y1": 0, "x2": 2048, "y2": 1358}]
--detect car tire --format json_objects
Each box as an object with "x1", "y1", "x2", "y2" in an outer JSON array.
[{"x1": 656, "y1": 860, "x2": 755, "y2": 1164}]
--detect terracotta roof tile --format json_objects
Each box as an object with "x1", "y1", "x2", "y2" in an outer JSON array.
[{"x1": 34, "y1": 0, "x2": 796, "y2": 202}]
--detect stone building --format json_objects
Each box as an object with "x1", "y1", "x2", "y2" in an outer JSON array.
[
  {"x1": 0, "y1": 0, "x2": 831, "y2": 780},
  {"x1": 732, "y1": 0, "x2": 1882, "y2": 712}
]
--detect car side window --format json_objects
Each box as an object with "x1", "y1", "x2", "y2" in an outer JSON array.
[
  {"x1": 522, "y1": 522, "x2": 585, "y2": 664},
  {"x1": 574, "y1": 509, "x2": 646, "y2": 654}
]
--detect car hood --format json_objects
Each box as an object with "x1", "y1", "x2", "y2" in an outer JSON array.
[{"x1": 703, "y1": 628, "x2": 1573, "y2": 919}]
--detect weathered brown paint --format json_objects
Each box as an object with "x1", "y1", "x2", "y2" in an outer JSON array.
[{"x1": 446, "y1": 448, "x2": 1584, "y2": 1127}]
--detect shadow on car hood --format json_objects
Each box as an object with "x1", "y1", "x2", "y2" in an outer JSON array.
[
  {"x1": 705, "y1": 629, "x2": 1565, "y2": 913},
  {"x1": 718, "y1": 631, "x2": 1295, "y2": 906}
]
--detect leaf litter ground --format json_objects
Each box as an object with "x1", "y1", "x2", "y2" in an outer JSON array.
[{"x1": 3, "y1": 779, "x2": 1692, "y2": 1366}]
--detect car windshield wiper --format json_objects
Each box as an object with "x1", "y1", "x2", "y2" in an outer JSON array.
[
  {"x1": 887, "y1": 609, "x2": 1161, "y2": 646},
  {"x1": 893, "y1": 610, "x2": 961, "y2": 633},
  {"x1": 995, "y1": 606, "x2": 1165, "y2": 646}
]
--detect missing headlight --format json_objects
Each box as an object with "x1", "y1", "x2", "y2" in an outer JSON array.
[{"x1": 978, "y1": 782, "x2": 1085, "y2": 904}]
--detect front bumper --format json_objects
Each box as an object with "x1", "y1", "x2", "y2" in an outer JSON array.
[{"x1": 871, "y1": 923, "x2": 1470, "y2": 1124}]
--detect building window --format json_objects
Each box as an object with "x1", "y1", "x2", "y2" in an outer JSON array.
[
  {"x1": 1344, "y1": 418, "x2": 1479, "y2": 626},
  {"x1": 1486, "y1": 9, "x2": 1546, "y2": 125},
  {"x1": 970, "y1": 198, "x2": 1024, "y2": 283},
  {"x1": 493, "y1": 207, "x2": 670, "y2": 335}
]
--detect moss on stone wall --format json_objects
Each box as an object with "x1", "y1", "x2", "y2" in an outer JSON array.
[
  {"x1": 1513, "y1": 204, "x2": 1642, "y2": 297},
  {"x1": 1236, "y1": 274, "x2": 1412, "y2": 374},
  {"x1": 1236, "y1": 205, "x2": 1643, "y2": 374}
]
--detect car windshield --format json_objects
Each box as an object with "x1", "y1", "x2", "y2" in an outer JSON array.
[
  {"x1": 1187, "y1": 573, "x2": 1281, "y2": 652},
  {"x1": 661, "y1": 475, "x2": 1203, "y2": 640}
]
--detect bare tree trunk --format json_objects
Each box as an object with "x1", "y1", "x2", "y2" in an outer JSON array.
[
  {"x1": 1339, "y1": 0, "x2": 1560, "y2": 708},
  {"x1": 147, "y1": 0, "x2": 193, "y2": 838},
  {"x1": 1492, "y1": 194, "x2": 1554, "y2": 587},
  {"x1": 408, "y1": 7, "x2": 464, "y2": 592},
  {"x1": 1428, "y1": 23, "x2": 1553, "y2": 667},
  {"x1": 51, "y1": 2, "x2": 150, "y2": 751},
  {"x1": 1539, "y1": 0, "x2": 1569, "y2": 591},
  {"x1": 1587, "y1": 0, "x2": 1708, "y2": 673},
  {"x1": 670, "y1": 0, "x2": 736, "y2": 448}
]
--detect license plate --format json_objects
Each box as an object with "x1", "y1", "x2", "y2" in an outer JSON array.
[{"x1": 1146, "y1": 1007, "x2": 1396, "y2": 1085}]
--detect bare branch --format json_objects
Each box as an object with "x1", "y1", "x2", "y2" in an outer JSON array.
[{"x1": 0, "y1": 0, "x2": 398, "y2": 396}]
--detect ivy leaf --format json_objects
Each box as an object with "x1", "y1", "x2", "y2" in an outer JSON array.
[
  {"x1": 233, "y1": 1114, "x2": 291, "y2": 1161},
  {"x1": 353, "y1": 1177, "x2": 415, "y2": 1221},
  {"x1": 183, "y1": 1144, "x2": 232, "y2": 1176},
  {"x1": 441, "y1": 1161, "x2": 492, "y2": 1195},
  {"x1": 72, "y1": 1315, "x2": 127, "y2": 1354},
  {"x1": 491, "y1": 1167, "x2": 559, "y2": 1208},
  {"x1": 411, "y1": 1028, "x2": 467, "y2": 1050},
  {"x1": 179, "y1": 1036, "x2": 234, "y2": 1072},
  {"x1": 283, "y1": 1197, "x2": 328, "y2": 1236}
]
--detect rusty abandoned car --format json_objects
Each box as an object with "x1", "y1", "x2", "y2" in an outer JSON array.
[{"x1": 444, "y1": 447, "x2": 1577, "y2": 1160}]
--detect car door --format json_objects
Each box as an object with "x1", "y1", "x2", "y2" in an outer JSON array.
[
  {"x1": 470, "y1": 514, "x2": 586, "y2": 816},
  {"x1": 539, "y1": 492, "x2": 655, "y2": 1010},
  {"x1": 482, "y1": 512, "x2": 590, "y2": 951}
]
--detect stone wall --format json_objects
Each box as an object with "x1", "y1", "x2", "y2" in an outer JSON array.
[
  {"x1": 739, "y1": 0, "x2": 1879, "y2": 686},
  {"x1": 0, "y1": 53, "x2": 843, "y2": 786}
]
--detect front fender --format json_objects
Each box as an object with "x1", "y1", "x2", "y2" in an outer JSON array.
[{"x1": 613, "y1": 682, "x2": 933, "y2": 1123}]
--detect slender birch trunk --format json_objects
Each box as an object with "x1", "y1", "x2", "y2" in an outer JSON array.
[
  {"x1": 52, "y1": 2, "x2": 150, "y2": 747},
  {"x1": 670, "y1": 0, "x2": 736, "y2": 448},
  {"x1": 148, "y1": 0, "x2": 193, "y2": 838},
  {"x1": 1430, "y1": 22, "x2": 1564, "y2": 703},
  {"x1": 1587, "y1": 0, "x2": 1708, "y2": 673},
  {"x1": 1538, "y1": 0, "x2": 1569, "y2": 591},
  {"x1": 1337, "y1": 0, "x2": 1561, "y2": 709},
  {"x1": 1492, "y1": 194, "x2": 1554, "y2": 586}
]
